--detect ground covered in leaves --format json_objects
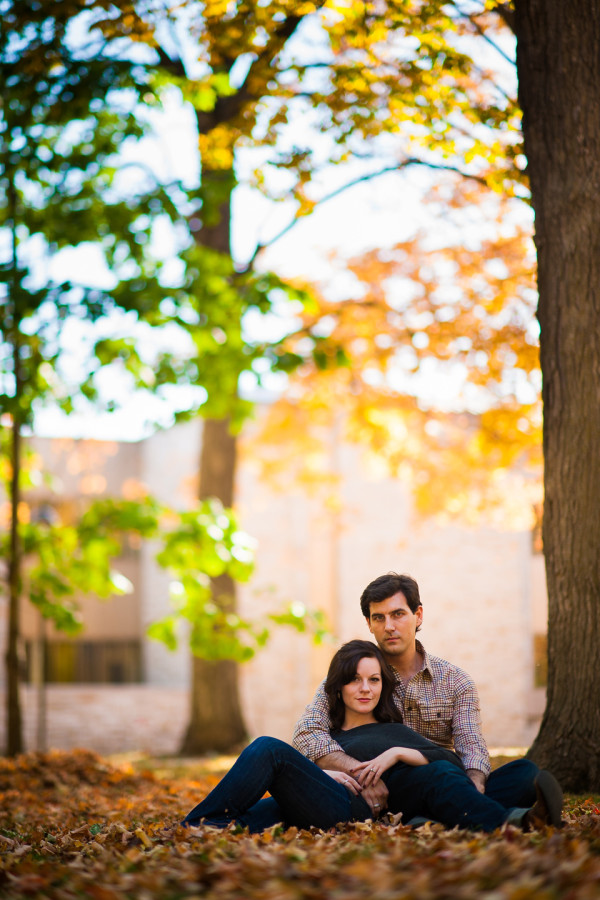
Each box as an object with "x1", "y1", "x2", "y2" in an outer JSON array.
[{"x1": 1, "y1": 750, "x2": 600, "y2": 899}]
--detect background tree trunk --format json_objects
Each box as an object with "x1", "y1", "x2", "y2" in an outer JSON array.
[
  {"x1": 180, "y1": 167, "x2": 247, "y2": 754},
  {"x1": 6, "y1": 410, "x2": 23, "y2": 756},
  {"x1": 514, "y1": 0, "x2": 600, "y2": 790},
  {"x1": 5, "y1": 172, "x2": 23, "y2": 756},
  {"x1": 181, "y1": 417, "x2": 246, "y2": 753}
]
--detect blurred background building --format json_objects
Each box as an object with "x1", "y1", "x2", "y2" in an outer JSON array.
[{"x1": 0, "y1": 417, "x2": 547, "y2": 756}]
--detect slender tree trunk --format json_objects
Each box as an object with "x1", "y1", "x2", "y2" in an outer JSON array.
[
  {"x1": 514, "y1": 0, "x2": 600, "y2": 790},
  {"x1": 6, "y1": 387, "x2": 23, "y2": 756},
  {"x1": 180, "y1": 166, "x2": 247, "y2": 754},
  {"x1": 5, "y1": 168, "x2": 24, "y2": 756},
  {"x1": 34, "y1": 612, "x2": 47, "y2": 751}
]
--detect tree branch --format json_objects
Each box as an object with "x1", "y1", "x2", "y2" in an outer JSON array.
[
  {"x1": 448, "y1": 0, "x2": 516, "y2": 66},
  {"x1": 243, "y1": 12, "x2": 305, "y2": 81},
  {"x1": 242, "y1": 158, "x2": 490, "y2": 270},
  {"x1": 197, "y1": 9, "x2": 320, "y2": 133},
  {"x1": 492, "y1": 3, "x2": 516, "y2": 34},
  {"x1": 155, "y1": 43, "x2": 186, "y2": 79}
]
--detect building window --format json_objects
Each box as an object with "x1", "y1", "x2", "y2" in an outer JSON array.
[
  {"x1": 24, "y1": 640, "x2": 142, "y2": 684},
  {"x1": 533, "y1": 633, "x2": 547, "y2": 687}
]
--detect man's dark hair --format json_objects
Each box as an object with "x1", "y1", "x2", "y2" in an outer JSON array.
[
  {"x1": 359, "y1": 572, "x2": 421, "y2": 619},
  {"x1": 324, "y1": 639, "x2": 402, "y2": 731}
]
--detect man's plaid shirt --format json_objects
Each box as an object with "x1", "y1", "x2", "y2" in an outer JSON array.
[{"x1": 292, "y1": 641, "x2": 491, "y2": 776}]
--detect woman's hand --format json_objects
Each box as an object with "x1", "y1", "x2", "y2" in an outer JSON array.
[
  {"x1": 323, "y1": 769, "x2": 363, "y2": 796},
  {"x1": 352, "y1": 747, "x2": 429, "y2": 787}
]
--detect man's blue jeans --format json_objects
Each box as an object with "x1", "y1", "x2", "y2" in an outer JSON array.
[
  {"x1": 182, "y1": 737, "x2": 369, "y2": 832},
  {"x1": 221, "y1": 751, "x2": 539, "y2": 833},
  {"x1": 384, "y1": 760, "x2": 533, "y2": 831},
  {"x1": 485, "y1": 758, "x2": 539, "y2": 807}
]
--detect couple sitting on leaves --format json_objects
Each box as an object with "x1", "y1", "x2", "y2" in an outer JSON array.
[{"x1": 183, "y1": 572, "x2": 563, "y2": 834}]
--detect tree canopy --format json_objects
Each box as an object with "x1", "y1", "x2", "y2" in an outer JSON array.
[
  {"x1": 2, "y1": 0, "x2": 537, "y2": 756},
  {"x1": 0, "y1": 0, "x2": 312, "y2": 754},
  {"x1": 6, "y1": 0, "x2": 598, "y2": 791}
]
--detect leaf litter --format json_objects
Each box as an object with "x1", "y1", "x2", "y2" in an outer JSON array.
[{"x1": 0, "y1": 749, "x2": 599, "y2": 899}]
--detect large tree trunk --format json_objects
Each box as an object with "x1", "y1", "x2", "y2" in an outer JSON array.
[
  {"x1": 180, "y1": 167, "x2": 247, "y2": 754},
  {"x1": 514, "y1": 0, "x2": 600, "y2": 790}
]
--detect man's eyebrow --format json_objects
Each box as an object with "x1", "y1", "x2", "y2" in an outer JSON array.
[{"x1": 372, "y1": 607, "x2": 406, "y2": 617}]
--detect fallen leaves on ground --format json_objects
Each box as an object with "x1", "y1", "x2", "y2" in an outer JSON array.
[{"x1": 1, "y1": 750, "x2": 599, "y2": 899}]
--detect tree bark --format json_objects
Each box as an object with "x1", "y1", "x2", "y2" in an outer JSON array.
[
  {"x1": 514, "y1": 0, "x2": 600, "y2": 790},
  {"x1": 181, "y1": 417, "x2": 247, "y2": 753},
  {"x1": 180, "y1": 167, "x2": 248, "y2": 754},
  {"x1": 5, "y1": 169, "x2": 24, "y2": 756},
  {"x1": 6, "y1": 409, "x2": 23, "y2": 756}
]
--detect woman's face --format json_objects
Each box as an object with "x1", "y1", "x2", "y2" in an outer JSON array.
[{"x1": 341, "y1": 656, "x2": 383, "y2": 719}]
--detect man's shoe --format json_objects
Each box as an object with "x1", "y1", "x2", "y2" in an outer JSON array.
[
  {"x1": 523, "y1": 769, "x2": 563, "y2": 830},
  {"x1": 405, "y1": 816, "x2": 443, "y2": 829}
]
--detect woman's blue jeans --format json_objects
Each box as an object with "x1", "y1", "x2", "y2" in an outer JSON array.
[
  {"x1": 182, "y1": 739, "x2": 538, "y2": 834},
  {"x1": 182, "y1": 736, "x2": 369, "y2": 832}
]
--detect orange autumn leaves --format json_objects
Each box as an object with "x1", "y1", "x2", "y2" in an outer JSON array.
[
  {"x1": 249, "y1": 186, "x2": 540, "y2": 527},
  {"x1": 1, "y1": 750, "x2": 600, "y2": 900}
]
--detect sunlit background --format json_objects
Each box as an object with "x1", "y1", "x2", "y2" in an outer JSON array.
[{"x1": 2, "y1": 0, "x2": 545, "y2": 758}]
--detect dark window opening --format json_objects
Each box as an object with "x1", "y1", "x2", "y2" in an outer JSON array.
[{"x1": 24, "y1": 640, "x2": 142, "y2": 684}]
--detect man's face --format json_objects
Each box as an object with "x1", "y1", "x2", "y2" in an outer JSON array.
[{"x1": 366, "y1": 591, "x2": 422, "y2": 660}]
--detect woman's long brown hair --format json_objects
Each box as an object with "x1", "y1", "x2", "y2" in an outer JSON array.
[{"x1": 324, "y1": 639, "x2": 402, "y2": 731}]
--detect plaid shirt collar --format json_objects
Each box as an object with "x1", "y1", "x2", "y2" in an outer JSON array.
[{"x1": 390, "y1": 639, "x2": 432, "y2": 682}]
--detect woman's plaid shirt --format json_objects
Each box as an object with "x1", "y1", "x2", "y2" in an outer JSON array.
[{"x1": 292, "y1": 641, "x2": 491, "y2": 776}]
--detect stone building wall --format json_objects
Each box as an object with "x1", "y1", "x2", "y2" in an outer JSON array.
[{"x1": 17, "y1": 685, "x2": 188, "y2": 757}]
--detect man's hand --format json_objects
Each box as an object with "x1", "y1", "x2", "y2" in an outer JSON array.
[
  {"x1": 466, "y1": 768, "x2": 486, "y2": 794},
  {"x1": 316, "y1": 750, "x2": 361, "y2": 774},
  {"x1": 359, "y1": 780, "x2": 389, "y2": 817}
]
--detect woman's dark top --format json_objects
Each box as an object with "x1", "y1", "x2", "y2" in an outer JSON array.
[
  {"x1": 330, "y1": 722, "x2": 463, "y2": 770},
  {"x1": 330, "y1": 722, "x2": 464, "y2": 819}
]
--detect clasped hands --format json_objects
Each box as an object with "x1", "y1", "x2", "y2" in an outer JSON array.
[
  {"x1": 326, "y1": 747, "x2": 429, "y2": 816},
  {"x1": 324, "y1": 748, "x2": 401, "y2": 816}
]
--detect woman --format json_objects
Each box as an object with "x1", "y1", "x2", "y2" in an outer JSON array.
[{"x1": 182, "y1": 641, "x2": 553, "y2": 833}]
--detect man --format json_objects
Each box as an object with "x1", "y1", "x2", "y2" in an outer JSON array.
[{"x1": 292, "y1": 571, "x2": 561, "y2": 825}]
